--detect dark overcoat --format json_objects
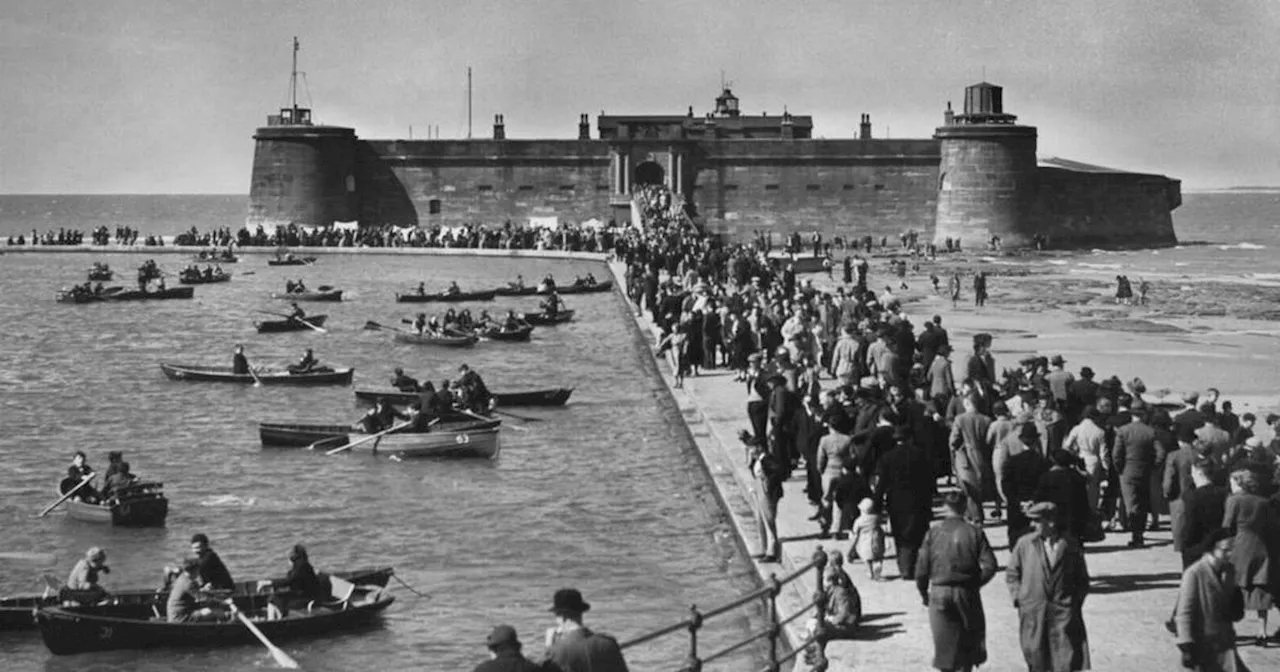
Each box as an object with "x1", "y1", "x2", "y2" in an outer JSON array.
[{"x1": 1006, "y1": 532, "x2": 1092, "y2": 671}]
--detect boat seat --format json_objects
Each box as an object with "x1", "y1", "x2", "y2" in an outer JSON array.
[{"x1": 307, "y1": 575, "x2": 356, "y2": 612}]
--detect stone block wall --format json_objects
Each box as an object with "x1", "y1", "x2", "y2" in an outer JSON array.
[
  {"x1": 1030, "y1": 168, "x2": 1180, "y2": 247},
  {"x1": 933, "y1": 126, "x2": 1039, "y2": 247},
  {"x1": 247, "y1": 125, "x2": 358, "y2": 228}
]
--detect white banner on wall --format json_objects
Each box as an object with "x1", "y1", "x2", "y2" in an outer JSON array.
[{"x1": 528, "y1": 216, "x2": 559, "y2": 230}]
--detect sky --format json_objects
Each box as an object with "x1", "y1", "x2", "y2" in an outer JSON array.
[{"x1": 1, "y1": 0, "x2": 1277, "y2": 193}]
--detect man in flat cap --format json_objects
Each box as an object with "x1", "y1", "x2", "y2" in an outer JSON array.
[
  {"x1": 1007, "y1": 502, "x2": 1091, "y2": 672},
  {"x1": 473, "y1": 624, "x2": 540, "y2": 672}
]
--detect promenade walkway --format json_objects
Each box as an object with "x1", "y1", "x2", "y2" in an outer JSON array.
[{"x1": 609, "y1": 259, "x2": 1280, "y2": 671}]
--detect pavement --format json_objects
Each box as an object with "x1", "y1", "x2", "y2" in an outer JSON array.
[{"x1": 608, "y1": 258, "x2": 1280, "y2": 671}]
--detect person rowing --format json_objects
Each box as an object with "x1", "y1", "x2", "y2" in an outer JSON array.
[
  {"x1": 232, "y1": 344, "x2": 250, "y2": 375},
  {"x1": 447, "y1": 281, "x2": 462, "y2": 296},
  {"x1": 391, "y1": 367, "x2": 420, "y2": 392},
  {"x1": 59, "y1": 450, "x2": 100, "y2": 503},
  {"x1": 509, "y1": 274, "x2": 526, "y2": 290},
  {"x1": 287, "y1": 348, "x2": 318, "y2": 375},
  {"x1": 416, "y1": 281, "x2": 427, "y2": 295},
  {"x1": 411, "y1": 312, "x2": 428, "y2": 335},
  {"x1": 539, "y1": 273, "x2": 557, "y2": 293},
  {"x1": 504, "y1": 310, "x2": 524, "y2": 331},
  {"x1": 102, "y1": 461, "x2": 138, "y2": 500},
  {"x1": 455, "y1": 363, "x2": 492, "y2": 413},
  {"x1": 166, "y1": 557, "x2": 226, "y2": 623},
  {"x1": 354, "y1": 398, "x2": 410, "y2": 434},
  {"x1": 540, "y1": 291, "x2": 564, "y2": 317},
  {"x1": 288, "y1": 301, "x2": 307, "y2": 323}
]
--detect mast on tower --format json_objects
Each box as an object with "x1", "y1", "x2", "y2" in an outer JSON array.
[{"x1": 268, "y1": 36, "x2": 311, "y2": 126}]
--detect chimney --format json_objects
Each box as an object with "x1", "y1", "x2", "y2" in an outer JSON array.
[
  {"x1": 943, "y1": 101, "x2": 954, "y2": 126},
  {"x1": 493, "y1": 114, "x2": 505, "y2": 140},
  {"x1": 859, "y1": 113, "x2": 872, "y2": 139},
  {"x1": 578, "y1": 113, "x2": 590, "y2": 140}
]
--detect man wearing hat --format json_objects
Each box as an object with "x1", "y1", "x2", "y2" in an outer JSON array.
[
  {"x1": 1172, "y1": 391, "x2": 1206, "y2": 437},
  {"x1": 390, "y1": 367, "x2": 420, "y2": 393},
  {"x1": 997, "y1": 422, "x2": 1049, "y2": 544},
  {"x1": 1163, "y1": 425, "x2": 1205, "y2": 553},
  {"x1": 1175, "y1": 528, "x2": 1242, "y2": 672},
  {"x1": 473, "y1": 625, "x2": 540, "y2": 672},
  {"x1": 915, "y1": 491, "x2": 997, "y2": 672},
  {"x1": 1114, "y1": 405, "x2": 1159, "y2": 548},
  {"x1": 961, "y1": 334, "x2": 996, "y2": 415},
  {"x1": 1006, "y1": 502, "x2": 1091, "y2": 672},
  {"x1": 1044, "y1": 355, "x2": 1074, "y2": 407},
  {"x1": 543, "y1": 589, "x2": 629, "y2": 672},
  {"x1": 1066, "y1": 367, "x2": 1098, "y2": 423}
]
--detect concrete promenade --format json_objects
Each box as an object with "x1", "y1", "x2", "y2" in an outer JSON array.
[{"x1": 607, "y1": 259, "x2": 1280, "y2": 671}]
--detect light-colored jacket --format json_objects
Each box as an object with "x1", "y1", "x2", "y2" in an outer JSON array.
[
  {"x1": 1063, "y1": 418, "x2": 1106, "y2": 473},
  {"x1": 1176, "y1": 554, "x2": 1241, "y2": 659}
]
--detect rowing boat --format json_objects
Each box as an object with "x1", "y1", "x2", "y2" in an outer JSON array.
[
  {"x1": 258, "y1": 418, "x2": 500, "y2": 447},
  {"x1": 271, "y1": 289, "x2": 343, "y2": 302},
  {"x1": 267, "y1": 256, "x2": 317, "y2": 266},
  {"x1": 395, "y1": 289, "x2": 497, "y2": 303},
  {"x1": 59, "y1": 286, "x2": 197, "y2": 303},
  {"x1": 354, "y1": 387, "x2": 572, "y2": 407},
  {"x1": 62, "y1": 482, "x2": 168, "y2": 527},
  {"x1": 479, "y1": 324, "x2": 534, "y2": 342},
  {"x1": 159, "y1": 363, "x2": 354, "y2": 386},
  {"x1": 191, "y1": 254, "x2": 238, "y2": 263},
  {"x1": 37, "y1": 584, "x2": 393, "y2": 655},
  {"x1": 179, "y1": 272, "x2": 232, "y2": 285},
  {"x1": 350, "y1": 426, "x2": 501, "y2": 459},
  {"x1": 254, "y1": 315, "x2": 329, "y2": 333},
  {"x1": 522, "y1": 309, "x2": 575, "y2": 326},
  {"x1": 543, "y1": 279, "x2": 613, "y2": 295},
  {"x1": 492, "y1": 284, "x2": 537, "y2": 296},
  {"x1": 391, "y1": 332, "x2": 478, "y2": 347},
  {"x1": 1, "y1": 567, "x2": 393, "y2": 631}
]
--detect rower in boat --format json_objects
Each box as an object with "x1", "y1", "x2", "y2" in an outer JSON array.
[
  {"x1": 539, "y1": 273, "x2": 557, "y2": 293},
  {"x1": 426, "y1": 315, "x2": 442, "y2": 335},
  {"x1": 446, "y1": 281, "x2": 462, "y2": 296},
  {"x1": 287, "y1": 348, "x2": 319, "y2": 374},
  {"x1": 257, "y1": 544, "x2": 324, "y2": 620},
  {"x1": 355, "y1": 398, "x2": 410, "y2": 433},
  {"x1": 232, "y1": 344, "x2": 250, "y2": 375},
  {"x1": 190, "y1": 533, "x2": 235, "y2": 591},
  {"x1": 476, "y1": 309, "x2": 494, "y2": 329},
  {"x1": 416, "y1": 281, "x2": 427, "y2": 295},
  {"x1": 291, "y1": 278, "x2": 308, "y2": 294},
  {"x1": 391, "y1": 367, "x2": 420, "y2": 393},
  {"x1": 102, "y1": 461, "x2": 138, "y2": 499},
  {"x1": 411, "y1": 312, "x2": 428, "y2": 335},
  {"x1": 59, "y1": 451, "x2": 100, "y2": 503},
  {"x1": 167, "y1": 557, "x2": 226, "y2": 623},
  {"x1": 65, "y1": 547, "x2": 111, "y2": 605},
  {"x1": 540, "y1": 291, "x2": 564, "y2": 317},
  {"x1": 504, "y1": 310, "x2": 524, "y2": 331},
  {"x1": 214, "y1": 263, "x2": 224, "y2": 277},
  {"x1": 458, "y1": 309, "x2": 474, "y2": 330},
  {"x1": 510, "y1": 274, "x2": 526, "y2": 289},
  {"x1": 93, "y1": 282, "x2": 104, "y2": 296},
  {"x1": 288, "y1": 301, "x2": 307, "y2": 323},
  {"x1": 584, "y1": 272, "x2": 598, "y2": 286},
  {"x1": 203, "y1": 265, "x2": 214, "y2": 280},
  {"x1": 443, "y1": 308, "x2": 459, "y2": 331},
  {"x1": 455, "y1": 363, "x2": 492, "y2": 412}
]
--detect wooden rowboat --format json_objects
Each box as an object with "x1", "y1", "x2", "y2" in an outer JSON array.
[
  {"x1": 391, "y1": 332, "x2": 478, "y2": 347},
  {"x1": 160, "y1": 363, "x2": 354, "y2": 386},
  {"x1": 2, "y1": 567, "x2": 393, "y2": 631},
  {"x1": 522, "y1": 309, "x2": 575, "y2": 326},
  {"x1": 395, "y1": 289, "x2": 497, "y2": 303},
  {"x1": 62, "y1": 286, "x2": 195, "y2": 302},
  {"x1": 354, "y1": 387, "x2": 572, "y2": 407},
  {"x1": 258, "y1": 418, "x2": 500, "y2": 447},
  {"x1": 543, "y1": 279, "x2": 613, "y2": 295},
  {"x1": 271, "y1": 289, "x2": 343, "y2": 302},
  {"x1": 492, "y1": 284, "x2": 537, "y2": 296},
  {"x1": 267, "y1": 256, "x2": 317, "y2": 266},
  {"x1": 191, "y1": 254, "x2": 238, "y2": 263},
  {"x1": 178, "y1": 272, "x2": 231, "y2": 285},
  {"x1": 348, "y1": 426, "x2": 501, "y2": 459},
  {"x1": 479, "y1": 324, "x2": 534, "y2": 342},
  {"x1": 37, "y1": 586, "x2": 394, "y2": 655},
  {"x1": 62, "y1": 482, "x2": 168, "y2": 527},
  {"x1": 254, "y1": 315, "x2": 329, "y2": 333}
]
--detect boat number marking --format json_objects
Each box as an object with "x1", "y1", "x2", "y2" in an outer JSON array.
[{"x1": 455, "y1": 434, "x2": 470, "y2": 445}]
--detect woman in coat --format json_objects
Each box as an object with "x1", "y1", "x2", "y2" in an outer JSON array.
[
  {"x1": 1007, "y1": 502, "x2": 1091, "y2": 671},
  {"x1": 1222, "y1": 467, "x2": 1280, "y2": 647}
]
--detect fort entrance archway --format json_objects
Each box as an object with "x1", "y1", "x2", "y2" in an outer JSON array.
[{"x1": 634, "y1": 161, "x2": 665, "y2": 187}]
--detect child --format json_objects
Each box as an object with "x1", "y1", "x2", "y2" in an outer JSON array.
[{"x1": 847, "y1": 498, "x2": 886, "y2": 580}]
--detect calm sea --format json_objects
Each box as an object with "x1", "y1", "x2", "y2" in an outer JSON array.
[{"x1": 0, "y1": 242, "x2": 769, "y2": 670}]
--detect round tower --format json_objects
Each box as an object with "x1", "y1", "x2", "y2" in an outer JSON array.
[
  {"x1": 933, "y1": 83, "x2": 1038, "y2": 248},
  {"x1": 246, "y1": 117, "x2": 357, "y2": 229},
  {"x1": 245, "y1": 39, "x2": 357, "y2": 229}
]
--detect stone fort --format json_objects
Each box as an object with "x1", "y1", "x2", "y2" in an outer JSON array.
[{"x1": 247, "y1": 82, "x2": 1180, "y2": 249}]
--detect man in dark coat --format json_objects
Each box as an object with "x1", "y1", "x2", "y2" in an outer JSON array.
[
  {"x1": 766, "y1": 374, "x2": 795, "y2": 472},
  {"x1": 1163, "y1": 426, "x2": 1201, "y2": 552},
  {"x1": 543, "y1": 589, "x2": 629, "y2": 672},
  {"x1": 1006, "y1": 503, "x2": 1091, "y2": 672},
  {"x1": 473, "y1": 625, "x2": 541, "y2": 672},
  {"x1": 190, "y1": 533, "x2": 234, "y2": 591},
  {"x1": 1034, "y1": 449, "x2": 1093, "y2": 542},
  {"x1": 1177, "y1": 459, "x2": 1230, "y2": 568},
  {"x1": 1000, "y1": 422, "x2": 1049, "y2": 544},
  {"x1": 876, "y1": 427, "x2": 936, "y2": 579},
  {"x1": 1113, "y1": 407, "x2": 1160, "y2": 547},
  {"x1": 1066, "y1": 367, "x2": 1099, "y2": 423},
  {"x1": 915, "y1": 491, "x2": 997, "y2": 672}
]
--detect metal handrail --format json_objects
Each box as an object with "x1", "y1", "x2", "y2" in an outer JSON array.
[{"x1": 620, "y1": 548, "x2": 831, "y2": 672}]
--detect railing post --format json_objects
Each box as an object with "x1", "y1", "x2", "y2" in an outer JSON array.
[
  {"x1": 810, "y1": 547, "x2": 830, "y2": 672},
  {"x1": 767, "y1": 572, "x2": 781, "y2": 672},
  {"x1": 687, "y1": 603, "x2": 703, "y2": 672}
]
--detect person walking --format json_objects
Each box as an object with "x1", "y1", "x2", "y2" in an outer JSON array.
[
  {"x1": 876, "y1": 426, "x2": 937, "y2": 579},
  {"x1": 1221, "y1": 467, "x2": 1280, "y2": 648},
  {"x1": 543, "y1": 589, "x2": 629, "y2": 672},
  {"x1": 749, "y1": 436, "x2": 786, "y2": 563},
  {"x1": 1176, "y1": 528, "x2": 1245, "y2": 672},
  {"x1": 1006, "y1": 502, "x2": 1091, "y2": 672},
  {"x1": 1114, "y1": 407, "x2": 1161, "y2": 548},
  {"x1": 915, "y1": 491, "x2": 998, "y2": 672},
  {"x1": 949, "y1": 395, "x2": 993, "y2": 524}
]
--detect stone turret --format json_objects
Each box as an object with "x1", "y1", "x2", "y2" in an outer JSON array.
[
  {"x1": 933, "y1": 82, "x2": 1038, "y2": 248},
  {"x1": 247, "y1": 108, "x2": 357, "y2": 229}
]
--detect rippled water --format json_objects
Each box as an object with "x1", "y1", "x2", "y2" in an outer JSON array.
[{"x1": 0, "y1": 253, "x2": 768, "y2": 670}]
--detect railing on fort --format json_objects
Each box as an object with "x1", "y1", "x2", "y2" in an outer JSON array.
[{"x1": 618, "y1": 548, "x2": 831, "y2": 672}]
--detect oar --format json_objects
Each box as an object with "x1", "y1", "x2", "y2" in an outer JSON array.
[
  {"x1": 228, "y1": 601, "x2": 300, "y2": 669},
  {"x1": 491, "y1": 407, "x2": 541, "y2": 423},
  {"x1": 322, "y1": 420, "x2": 414, "y2": 455},
  {"x1": 458, "y1": 407, "x2": 528, "y2": 432},
  {"x1": 255, "y1": 309, "x2": 327, "y2": 334},
  {"x1": 248, "y1": 365, "x2": 264, "y2": 388},
  {"x1": 39, "y1": 474, "x2": 94, "y2": 517},
  {"x1": 364, "y1": 321, "x2": 407, "y2": 334}
]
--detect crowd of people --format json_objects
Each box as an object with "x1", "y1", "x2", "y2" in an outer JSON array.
[{"x1": 610, "y1": 185, "x2": 1280, "y2": 670}]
